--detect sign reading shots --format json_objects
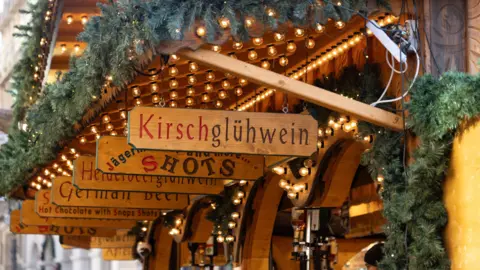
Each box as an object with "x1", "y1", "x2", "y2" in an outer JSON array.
[
  {"x1": 35, "y1": 190, "x2": 163, "y2": 220},
  {"x1": 128, "y1": 108, "x2": 318, "y2": 156},
  {"x1": 10, "y1": 210, "x2": 116, "y2": 237},
  {"x1": 96, "y1": 136, "x2": 264, "y2": 180},
  {"x1": 21, "y1": 200, "x2": 136, "y2": 229},
  {"x1": 74, "y1": 156, "x2": 225, "y2": 194},
  {"x1": 102, "y1": 248, "x2": 134, "y2": 260},
  {"x1": 52, "y1": 177, "x2": 189, "y2": 209}
]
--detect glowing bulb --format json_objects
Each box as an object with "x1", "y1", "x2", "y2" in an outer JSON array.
[
  {"x1": 306, "y1": 38, "x2": 315, "y2": 49},
  {"x1": 106, "y1": 123, "x2": 114, "y2": 131},
  {"x1": 377, "y1": 176, "x2": 384, "y2": 182},
  {"x1": 233, "y1": 198, "x2": 242, "y2": 205},
  {"x1": 212, "y1": 45, "x2": 221, "y2": 52},
  {"x1": 170, "y1": 54, "x2": 179, "y2": 62},
  {"x1": 150, "y1": 82, "x2": 159, "y2": 93},
  {"x1": 169, "y1": 90, "x2": 179, "y2": 100},
  {"x1": 169, "y1": 66, "x2": 178, "y2": 76},
  {"x1": 252, "y1": 37, "x2": 263, "y2": 46},
  {"x1": 266, "y1": 7, "x2": 276, "y2": 17},
  {"x1": 267, "y1": 45, "x2": 277, "y2": 56},
  {"x1": 74, "y1": 44, "x2": 80, "y2": 53},
  {"x1": 287, "y1": 191, "x2": 297, "y2": 199},
  {"x1": 186, "y1": 97, "x2": 195, "y2": 106},
  {"x1": 225, "y1": 235, "x2": 235, "y2": 242},
  {"x1": 120, "y1": 111, "x2": 127, "y2": 119},
  {"x1": 215, "y1": 100, "x2": 223, "y2": 108},
  {"x1": 261, "y1": 60, "x2": 270, "y2": 70},
  {"x1": 294, "y1": 28, "x2": 305, "y2": 37},
  {"x1": 187, "y1": 75, "x2": 197, "y2": 85},
  {"x1": 169, "y1": 79, "x2": 179, "y2": 89},
  {"x1": 231, "y1": 212, "x2": 240, "y2": 219},
  {"x1": 279, "y1": 56, "x2": 288, "y2": 67},
  {"x1": 134, "y1": 98, "x2": 143, "y2": 106},
  {"x1": 81, "y1": 16, "x2": 88, "y2": 25},
  {"x1": 335, "y1": 21, "x2": 345, "y2": 29},
  {"x1": 245, "y1": 17, "x2": 254, "y2": 28},
  {"x1": 202, "y1": 93, "x2": 210, "y2": 103},
  {"x1": 132, "y1": 87, "x2": 141, "y2": 97},
  {"x1": 204, "y1": 83, "x2": 213, "y2": 92},
  {"x1": 66, "y1": 15, "x2": 73, "y2": 24},
  {"x1": 315, "y1": 23, "x2": 325, "y2": 33},
  {"x1": 189, "y1": 62, "x2": 199, "y2": 72},
  {"x1": 234, "y1": 87, "x2": 243, "y2": 96},
  {"x1": 221, "y1": 80, "x2": 231, "y2": 89},
  {"x1": 299, "y1": 167, "x2": 309, "y2": 176},
  {"x1": 186, "y1": 87, "x2": 195, "y2": 96},
  {"x1": 217, "y1": 235, "x2": 225, "y2": 243},
  {"x1": 237, "y1": 191, "x2": 245, "y2": 198},
  {"x1": 239, "y1": 78, "x2": 248, "y2": 86},
  {"x1": 79, "y1": 136, "x2": 86, "y2": 144},
  {"x1": 61, "y1": 44, "x2": 67, "y2": 53},
  {"x1": 206, "y1": 71, "x2": 215, "y2": 81},
  {"x1": 233, "y1": 42, "x2": 243, "y2": 50},
  {"x1": 366, "y1": 29, "x2": 373, "y2": 36},
  {"x1": 175, "y1": 219, "x2": 183, "y2": 226},
  {"x1": 279, "y1": 179, "x2": 289, "y2": 189},
  {"x1": 274, "y1": 33, "x2": 285, "y2": 41},
  {"x1": 227, "y1": 221, "x2": 237, "y2": 229},
  {"x1": 218, "y1": 90, "x2": 227, "y2": 99},
  {"x1": 219, "y1": 17, "x2": 230, "y2": 28},
  {"x1": 196, "y1": 26, "x2": 206, "y2": 37},
  {"x1": 248, "y1": 50, "x2": 258, "y2": 61},
  {"x1": 110, "y1": 131, "x2": 118, "y2": 136},
  {"x1": 169, "y1": 228, "x2": 180, "y2": 235},
  {"x1": 169, "y1": 100, "x2": 178, "y2": 108},
  {"x1": 286, "y1": 41, "x2": 297, "y2": 53},
  {"x1": 239, "y1": 180, "x2": 247, "y2": 186}
]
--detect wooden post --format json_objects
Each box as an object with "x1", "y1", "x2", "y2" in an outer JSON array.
[
  {"x1": 178, "y1": 49, "x2": 403, "y2": 131},
  {"x1": 148, "y1": 224, "x2": 173, "y2": 270}
]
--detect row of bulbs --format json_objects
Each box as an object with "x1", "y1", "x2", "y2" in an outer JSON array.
[
  {"x1": 66, "y1": 15, "x2": 89, "y2": 25},
  {"x1": 273, "y1": 160, "x2": 312, "y2": 200},
  {"x1": 44, "y1": 0, "x2": 55, "y2": 21},
  {"x1": 217, "y1": 180, "x2": 247, "y2": 243},
  {"x1": 168, "y1": 217, "x2": 184, "y2": 236},
  {"x1": 60, "y1": 44, "x2": 82, "y2": 54},
  {"x1": 30, "y1": 149, "x2": 77, "y2": 190}
]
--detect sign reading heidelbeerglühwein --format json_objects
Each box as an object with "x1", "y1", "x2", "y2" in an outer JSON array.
[
  {"x1": 21, "y1": 200, "x2": 136, "y2": 229},
  {"x1": 35, "y1": 190, "x2": 163, "y2": 220},
  {"x1": 74, "y1": 155, "x2": 225, "y2": 194},
  {"x1": 96, "y1": 136, "x2": 264, "y2": 180},
  {"x1": 128, "y1": 108, "x2": 318, "y2": 156},
  {"x1": 102, "y1": 248, "x2": 134, "y2": 260},
  {"x1": 10, "y1": 210, "x2": 116, "y2": 237},
  {"x1": 52, "y1": 176, "x2": 189, "y2": 209}
]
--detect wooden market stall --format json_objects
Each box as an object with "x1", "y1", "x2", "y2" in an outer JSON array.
[{"x1": 4, "y1": 0, "x2": 480, "y2": 269}]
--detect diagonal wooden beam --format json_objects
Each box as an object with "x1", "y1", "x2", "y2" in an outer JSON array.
[{"x1": 179, "y1": 48, "x2": 404, "y2": 131}]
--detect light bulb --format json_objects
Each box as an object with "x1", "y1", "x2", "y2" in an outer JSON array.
[
  {"x1": 233, "y1": 198, "x2": 242, "y2": 205},
  {"x1": 150, "y1": 82, "x2": 158, "y2": 93},
  {"x1": 299, "y1": 167, "x2": 309, "y2": 176},
  {"x1": 152, "y1": 94, "x2": 160, "y2": 104},
  {"x1": 231, "y1": 212, "x2": 240, "y2": 219},
  {"x1": 239, "y1": 180, "x2": 247, "y2": 186},
  {"x1": 273, "y1": 166, "x2": 285, "y2": 175},
  {"x1": 175, "y1": 219, "x2": 183, "y2": 226},
  {"x1": 266, "y1": 7, "x2": 276, "y2": 17},
  {"x1": 287, "y1": 191, "x2": 297, "y2": 199},
  {"x1": 233, "y1": 42, "x2": 243, "y2": 50},
  {"x1": 90, "y1": 126, "x2": 97, "y2": 134},
  {"x1": 74, "y1": 45, "x2": 80, "y2": 53},
  {"x1": 252, "y1": 37, "x2": 263, "y2": 46},
  {"x1": 218, "y1": 90, "x2": 227, "y2": 99},
  {"x1": 169, "y1": 79, "x2": 179, "y2": 89},
  {"x1": 169, "y1": 90, "x2": 179, "y2": 100},
  {"x1": 306, "y1": 38, "x2": 315, "y2": 49},
  {"x1": 274, "y1": 32, "x2": 285, "y2": 41},
  {"x1": 110, "y1": 131, "x2": 118, "y2": 136},
  {"x1": 169, "y1": 100, "x2": 178, "y2": 108},
  {"x1": 219, "y1": 17, "x2": 230, "y2": 28},
  {"x1": 186, "y1": 97, "x2": 195, "y2": 106},
  {"x1": 225, "y1": 235, "x2": 235, "y2": 242},
  {"x1": 66, "y1": 15, "x2": 73, "y2": 24},
  {"x1": 279, "y1": 179, "x2": 288, "y2": 189},
  {"x1": 132, "y1": 87, "x2": 141, "y2": 97},
  {"x1": 120, "y1": 111, "x2": 127, "y2": 119},
  {"x1": 267, "y1": 45, "x2": 277, "y2": 56},
  {"x1": 169, "y1": 228, "x2": 180, "y2": 235},
  {"x1": 239, "y1": 78, "x2": 248, "y2": 86},
  {"x1": 134, "y1": 98, "x2": 142, "y2": 106},
  {"x1": 234, "y1": 87, "x2": 243, "y2": 96},
  {"x1": 377, "y1": 176, "x2": 384, "y2": 182},
  {"x1": 228, "y1": 221, "x2": 237, "y2": 229},
  {"x1": 170, "y1": 54, "x2": 179, "y2": 62},
  {"x1": 79, "y1": 136, "x2": 86, "y2": 144},
  {"x1": 212, "y1": 45, "x2": 221, "y2": 52},
  {"x1": 202, "y1": 93, "x2": 210, "y2": 103},
  {"x1": 248, "y1": 50, "x2": 258, "y2": 61},
  {"x1": 294, "y1": 28, "x2": 305, "y2": 37},
  {"x1": 215, "y1": 100, "x2": 223, "y2": 108},
  {"x1": 217, "y1": 235, "x2": 225, "y2": 243},
  {"x1": 286, "y1": 41, "x2": 297, "y2": 53},
  {"x1": 106, "y1": 123, "x2": 114, "y2": 131},
  {"x1": 237, "y1": 191, "x2": 245, "y2": 198},
  {"x1": 81, "y1": 16, "x2": 88, "y2": 25},
  {"x1": 221, "y1": 80, "x2": 231, "y2": 89},
  {"x1": 187, "y1": 75, "x2": 197, "y2": 85},
  {"x1": 196, "y1": 26, "x2": 206, "y2": 37},
  {"x1": 206, "y1": 71, "x2": 215, "y2": 81},
  {"x1": 186, "y1": 87, "x2": 195, "y2": 96},
  {"x1": 364, "y1": 135, "x2": 373, "y2": 143},
  {"x1": 102, "y1": 114, "x2": 110, "y2": 124},
  {"x1": 189, "y1": 62, "x2": 199, "y2": 72},
  {"x1": 315, "y1": 23, "x2": 325, "y2": 33},
  {"x1": 261, "y1": 60, "x2": 270, "y2": 70},
  {"x1": 61, "y1": 44, "x2": 67, "y2": 53},
  {"x1": 245, "y1": 17, "x2": 254, "y2": 28},
  {"x1": 279, "y1": 56, "x2": 288, "y2": 67},
  {"x1": 169, "y1": 66, "x2": 178, "y2": 76},
  {"x1": 294, "y1": 183, "x2": 306, "y2": 192},
  {"x1": 335, "y1": 21, "x2": 345, "y2": 29},
  {"x1": 204, "y1": 83, "x2": 213, "y2": 92}
]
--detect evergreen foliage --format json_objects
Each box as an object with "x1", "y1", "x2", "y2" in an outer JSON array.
[{"x1": 0, "y1": 0, "x2": 386, "y2": 194}]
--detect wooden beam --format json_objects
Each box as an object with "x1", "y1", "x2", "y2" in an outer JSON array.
[{"x1": 179, "y1": 48, "x2": 403, "y2": 131}]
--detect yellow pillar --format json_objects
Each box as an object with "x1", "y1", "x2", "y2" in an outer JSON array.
[{"x1": 444, "y1": 120, "x2": 480, "y2": 269}]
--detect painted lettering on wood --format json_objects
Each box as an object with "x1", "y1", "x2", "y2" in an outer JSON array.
[
  {"x1": 52, "y1": 177, "x2": 189, "y2": 209},
  {"x1": 128, "y1": 108, "x2": 317, "y2": 156},
  {"x1": 35, "y1": 190, "x2": 163, "y2": 220},
  {"x1": 74, "y1": 156, "x2": 225, "y2": 194},
  {"x1": 102, "y1": 248, "x2": 134, "y2": 260},
  {"x1": 21, "y1": 200, "x2": 136, "y2": 229},
  {"x1": 91, "y1": 234, "x2": 136, "y2": 248},
  {"x1": 10, "y1": 210, "x2": 116, "y2": 237},
  {"x1": 96, "y1": 136, "x2": 263, "y2": 180}
]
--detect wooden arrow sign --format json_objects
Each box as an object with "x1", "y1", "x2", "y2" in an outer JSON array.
[
  {"x1": 52, "y1": 177, "x2": 189, "y2": 209},
  {"x1": 96, "y1": 136, "x2": 264, "y2": 180},
  {"x1": 35, "y1": 190, "x2": 163, "y2": 220},
  {"x1": 21, "y1": 200, "x2": 136, "y2": 229},
  {"x1": 10, "y1": 210, "x2": 116, "y2": 237},
  {"x1": 128, "y1": 108, "x2": 318, "y2": 156},
  {"x1": 74, "y1": 156, "x2": 225, "y2": 194},
  {"x1": 102, "y1": 248, "x2": 135, "y2": 260}
]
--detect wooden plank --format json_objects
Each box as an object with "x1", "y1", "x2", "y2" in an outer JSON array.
[
  {"x1": 35, "y1": 190, "x2": 163, "y2": 220},
  {"x1": 74, "y1": 156, "x2": 225, "y2": 195},
  {"x1": 10, "y1": 210, "x2": 116, "y2": 237},
  {"x1": 96, "y1": 136, "x2": 264, "y2": 180},
  {"x1": 149, "y1": 224, "x2": 173, "y2": 270},
  {"x1": 128, "y1": 107, "x2": 318, "y2": 156},
  {"x1": 60, "y1": 236, "x2": 91, "y2": 249},
  {"x1": 102, "y1": 248, "x2": 135, "y2": 261},
  {"x1": 91, "y1": 235, "x2": 137, "y2": 248},
  {"x1": 51, "y1": 177, "x2": 189, "y2": 209},
  {"x1": 178, "y1": 48, "x2": 403, "y2": 131},
  {"x1": 21, "y1": 200, "x2": 136, "y2": 229}
]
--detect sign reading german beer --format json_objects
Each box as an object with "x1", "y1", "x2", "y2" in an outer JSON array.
[
  {"x1": 21, "y1": 200, "x2": 136, "y2": 229},
  {"x1": 102, "y1": 248, "x2": 134, "y2": 260},
  {"x1": 10, "y1": 210, "x2": 116, "y2": 237},
  {"x1": 128, "y1": 108, "x2": 318, "y2": 156},
  {"x1": 96, "y1": 136, "x2": 263, "y2": 180},
  {"x1": 35, "y1": 190, "x2": 163, "y2": 220},
  {"x1": 74, "y1": 156, "x2": 225, "y2": 194},
  {"x1": 52, "y1": 177, "x2": 189, "y2": 209}
]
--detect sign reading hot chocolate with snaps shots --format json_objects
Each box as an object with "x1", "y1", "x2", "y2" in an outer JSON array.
[
  {"x1": 35, "y1": 190, "x2": 164, "y2": 220},
  {"x1": 96, "y1": 136, "x2": 264, "y2": 180},
  {"x1": 74, "y1": 156, "x2": 225, "y2": 194},
  {"x1": 128, "y1": 108, "x2": 318, "y2": 156},
  {"x1": 10, "y1": 210, "x2": 116, "y2": 237},
  {"x1": 52, "y1": 177, "x2": 189, "y2": 209}
]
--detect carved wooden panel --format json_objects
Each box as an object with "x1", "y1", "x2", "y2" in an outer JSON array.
[
  {"x1": 467, "y1": 0, "x2": 480, "y2": 73},
  {"x1": 429, "y1": 0, "x2": 467, "y2": 75}
]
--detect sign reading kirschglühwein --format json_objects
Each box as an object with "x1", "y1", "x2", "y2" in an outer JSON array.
[
  {"x1": 128, "y1": 108, "x2": 318, "y2": 156},
  {"x1": 102, "y1": 248, "x2": 134, "y2": 260},
  {"x1": 96, "y1": 136, "x2": 264, "y2": 180},
  {"x1": 21, "y1": 200, "x2": 136, "y2": 229},
  {"x1": 52, "y1": 177, "x2": 189, "y2": 209},
  {"x1": 10, "y1": 210, "x2": 116, "y2": 237},
  {"x1": 61, "y1": 235, "x2": 137, "y2": 249},
  {"x1": 74, "y1": 155, "x2": 225, "y2": 194},
  {"x1": 35, "y1": 190, "x2": 163, "y2": 220}
]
